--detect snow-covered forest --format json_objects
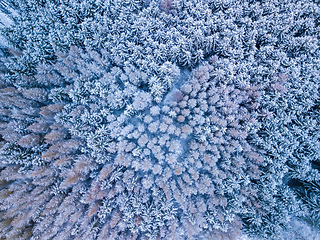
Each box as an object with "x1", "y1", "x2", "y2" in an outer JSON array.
[{"x1": 0, "y1": 0, "x2": 319, "y2": 239}]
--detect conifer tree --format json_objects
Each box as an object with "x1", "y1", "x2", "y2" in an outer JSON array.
[{"x1": 0, "y1": 0, "x2": 320, "y2": 239}]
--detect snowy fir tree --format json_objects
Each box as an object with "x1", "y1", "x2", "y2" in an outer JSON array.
[{"x1": 0, "y1": 0, "x2": 320, "y2": 239}]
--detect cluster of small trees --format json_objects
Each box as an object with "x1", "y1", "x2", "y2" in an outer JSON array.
[{"x1": 0, "y1": 0, "x2": 320, "y2": 239}]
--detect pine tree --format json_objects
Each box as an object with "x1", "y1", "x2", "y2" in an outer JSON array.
[{"x1": 1, "y1": 0, "x2": 320, "y2": 239}]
